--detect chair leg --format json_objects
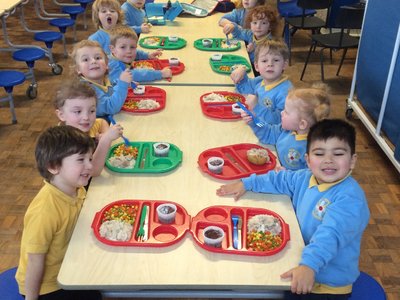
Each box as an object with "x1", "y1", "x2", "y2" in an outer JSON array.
[
  {"x1": 6, "y1": 93, "x2": 17, "y2": 124},
  {"x1": 337, "y1": 48, "x2": 348, "y2": 76},
  {"x1": 320, "y1": 47, "x2": 326, "y2": 81},
  {"x1": 300, "y1": 42, "x2": 315, "y2": 81}
]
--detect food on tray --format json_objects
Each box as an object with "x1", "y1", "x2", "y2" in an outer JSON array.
[
  {"x1": 169, "y1": 57, "x2": 180, "y2": 66},
  {"x1": 203, "y1": 226, "x2": 224, "y2": 248},
  {"x1": 202, "y1": 93, "x2": 242, "y2": 103},
  {"x1": 133, "y1": 61, "x2": 155, "y2": 69},
  {"x1": 247, "y1": 148, "x2": 270, "y2": 165},
  {"x1": 153, "y1": 142, "x2": 170, "y2": 157},
  {"x1": 99, "y1": 220, "x2": 133, "y2": 241},
  {"x1": 221, "y1": 40, "x2": 238, "y2": 48},
  {"x1": 108, "y1": 144, "x2": 139, "y2": 168},
  {"x1": 224, "y1": 95, "x2": 242, "y2": 102},
  {"x1": 124, "y1": 99, "x2": 160, "y2": 110},
  {"x1": 207, "y1": 157, "x2": 224, "y2": 174},
  {"x1": 133, "y1": 86, "x2": 145, "y2": 95},
  {"x1": 246, "y1": 214, "x2": 283, "y2": 252},
  {"x1": 157, "y1": 203, "x2": 177, "y2": 224},
  {"x1": 143, "y1": 37, "x2": 160, "y2": 46},
  {"x1": 218, "y1": 65, "x2": 231, "y2": 72},
  {"x1": 101, "y1": 203, "x2": 139, "y2": 225}
]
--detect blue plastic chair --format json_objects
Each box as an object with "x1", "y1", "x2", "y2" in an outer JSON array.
[
  {"x1": 49, "y1": 18, "x2": 76, "y2": 47},
  {"x1": 33, "y1": 31, "x2": 64, "y2": 75},
  {"x1": 61, "y1": 5, "x2": 85, "y2": 33},
  {"x1": 74, "y1": 0, "x2": 94, "y2": 30},
  {"x1": 349, "y1": 272, "x2": 386, "y2": 300},
  {"x1": 0, "y1": 267, "x2": 24, "y2": 300},
  {"x1": 12, "y1": 48, "x2": 46, "y2": 99},
  {"x1": 0, "y1": 71, "x2": 26, "y2": 124}
]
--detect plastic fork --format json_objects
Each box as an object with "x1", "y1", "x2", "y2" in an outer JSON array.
[
  {"x1": 226, "y1": 34, "x2": 230, "y2": 46},
  {"x1": 231, "y1": 215, "x2": 239, "y2": 249},
  {"x1": 136, "y1": 205, "x2": 148, "y2": 242},
  {"x1": 236, "y1": 102, "x2": 265, "y2": 127},
  {"x1": 107, "y1": 115, "x2": 131, "y2": 146}
]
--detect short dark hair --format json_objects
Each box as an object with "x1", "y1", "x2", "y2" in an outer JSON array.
[
  {"x1": 35, "y1": 126, "x2": 95, "y2": 181},
  {"x1": 307, "y1": 119, "x2": 356, "y2": 155}
]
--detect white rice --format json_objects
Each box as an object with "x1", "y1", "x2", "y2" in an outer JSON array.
[
  {"x1": 108, "y1": 155, "x2": 136, "y2": 168},
  {"x1": 99, "y1": 220, "x2": 133, "y2": 241},
  {"x1": 137, "y1": 99, "x2": 160, "y2": 110},
  {"x1": 203, "y1": 93, "x2": 227, "y2": 102},
  {"x1": 247, "y1": 214, "x2": 282, "y2": 235}
]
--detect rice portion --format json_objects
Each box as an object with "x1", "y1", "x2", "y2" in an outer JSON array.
[
  {"x1": 137, "y1": 99, "x2": 160, "y2": 109},
  {"x1": 247, "y1": 214, "x2": 282, "y2": 235},
  {"x1": 108, "y1": 155, "x2": 136, "y2": 168},
  {"x1": 99, "y1": 220, "x2": 133, "y2": 241},
  {"x1": 203, "y1": 93, "x2": 227, "y2": 102}
]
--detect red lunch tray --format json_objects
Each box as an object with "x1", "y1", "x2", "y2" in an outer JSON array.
[
  {"x1": 198, "y1": 143, "x2": 277, "y2": 180},
  {"x1": 122, "y1": 86, "x2": 166, "y2": 113},
  {"x1": 92, "y1": 200, "x2": 290, "y2": 256},
  {"x1": 132, "y1": 59, "x2": 185, "y2": 76},
  {"x1": 200, "y1": 91, "x2": 246, "y2": 120}
]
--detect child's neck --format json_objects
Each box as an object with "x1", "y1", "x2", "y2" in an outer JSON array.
[
  {"x1": 50, "y1": 178, "x2": 78, "y2": 197},
  {"x1": 262, "y1": 74, "x2": 285, "y2": 86}
]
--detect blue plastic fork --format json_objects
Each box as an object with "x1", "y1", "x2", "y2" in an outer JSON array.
[
  {"x1": 226, "y1": 34, "x2": 230, "y2": 46},
  {"x1": 107, "y1": 115, "x2": 131, "y2": 145},
  {"x1": 236, "y1": 102, "x2": 265, "y2": 127}
]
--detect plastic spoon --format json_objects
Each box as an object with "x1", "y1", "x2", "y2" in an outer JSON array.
[{"x1": 107, "y1": 115, "x2": 130, "y2": 146}]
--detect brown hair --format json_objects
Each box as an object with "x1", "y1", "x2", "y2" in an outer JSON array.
[
  {"x1": 54, "y1": 79, "x2": 97, "y2": 109},
  {"x1": 92, "y1": 0, "x2": 124, "y2": 29},
  {"x1": 287, "y1": 84, "x2": 331, "y2": 125},
  {"x1": 244, "y1": 5, "x2": 278, "y2": 35},
  {"x1": 70, "y1": 40, "x2": 108, "y2": 74},
  {"x1": 109, "y1": 25, "x2": 138, "y2": 46},
  {"x1": 35, "y1": 125, "x2": 95, "y2": 181},
  {"x1": 254, "y1": 38, "x2": 289, "y2": 62}
]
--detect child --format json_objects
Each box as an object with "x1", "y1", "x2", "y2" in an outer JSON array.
[
  {"x1": 89, "y1": 0, "x2": 161, "y2": 59},
  {"x1": 71, "y1": 39, "x2": 132, "y2": 117},
  {"x1": 15, "y1": 125, "x2": 102, "y2": 300},
  {"x1": 108, "y1": 25, "x2": 172, "y2": 83},
  {"x1": 122, "y1": 0, "x2": 152, "y2": 35},
  {"x1": 229, "y1": 5, "x2": 278, "y2": 64},
  {"x1": 231, "y1": 38, "x2": 292, "y2": 125},
  {"x1": 219, "y1": 0, "x2": 266, "y2": 33},
  {"x1": 245, "y1": 86, "x2": 331, "y2": 170},
  {"x1": 54, "y1": 79, "x2": 124, "y2": 177},
  {"x1": 217, "y1": 119, "x2": 370, "y2": 299}
]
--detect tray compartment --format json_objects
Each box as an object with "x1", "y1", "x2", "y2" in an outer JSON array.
[
  {"x1": 192, "y1": 220, "x2": 231, "y2": 250},
  {"x1": 123, "y1": 86, "x2": 166, "y2": 113},
  {"x1": 203, "y1": 207, "x2": 229, "y2": 222},
  {"x1": 152, "y1": 201, "x2": 188, "y2": 226},
  {"x1": 152, "y1": 225, "x2": 179, "y2": 242}
]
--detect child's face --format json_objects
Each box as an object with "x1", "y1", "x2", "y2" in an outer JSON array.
[
  {"x1": 110, "y1": 37, "x2": 137, "y2": 64},
  {"x1": 306, "y1": 138, "x2": 357, "y2": 184},
  {"x1": 49, "y1": 151, "x2": 93, "y2": 196},
  {"x1": 281, "y1": 98, "x2": 302, "y2": 131},
  {"x1": 56, "y1": 97, "x2": 97, "y2": 133},
  {"x1": 129, "y1": 0, "x2": 145, "y2": 8},
  {"x1": 251, "y1": 17, "x2": 271, "y2": 39},
  {"x1": 242, "y1": 0, "x2": 258, "y2": 9},
  {"x1": 75, "y1": 46, "x2": 107, "y2": 83},
  {"x1": 98, "y1": 5, "x2": 119, "y2": 30},
  {"x1": 255, "y1": 48, "x2": 288, "y2": 83}
]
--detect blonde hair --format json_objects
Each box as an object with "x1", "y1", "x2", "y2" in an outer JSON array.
[
  {"x1": 109, "y1": 25, "x2": 138, "y2": 46},
  {"x1": 236, "y1": 0, "x2": 266, "y2": 9},
  {"x1": 287, "y1": 84, "x2": 331, "y2": 125},
  {"x1": 54, "y1": 79, "x2": 97, "y2": 109},
  {"x1": 70, "y1": 40, "x2": 108, "y2": 74},
  {"x1": 244, "y1": 5, "x2": 278, "y2": 35},
  {"x1": 254, "y1": 38, "x2": 289, "y2": 62},
  {"x1": 92, "y1": 0, "x2": 124, "y2": 29}
]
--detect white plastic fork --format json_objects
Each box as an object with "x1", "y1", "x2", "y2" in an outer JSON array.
[{"x1": 236, "y1": 102, "x2": 265, "y2": 127}]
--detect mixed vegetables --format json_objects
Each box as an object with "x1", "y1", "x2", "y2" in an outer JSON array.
[
  {"x1": 102, "y1": 204, "x2": 139, "y2": 225},
  {"x1": 246, "y1": 230, "x2": 283, "y2": 252},
  {"x1": 113, "y1": 144, "x2": 139, "y2": 159}
]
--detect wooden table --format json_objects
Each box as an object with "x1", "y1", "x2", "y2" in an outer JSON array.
[
  {"x1": 58, "y1": 85, "x2": 304, "y2": 298},
  {"x1": 0, "y1": 0, "x2": 23, "y2": 12}
]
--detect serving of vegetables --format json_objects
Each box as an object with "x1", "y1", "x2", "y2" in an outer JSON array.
[
  {"x1": 246, "y1": 230, "x2": 283, "y2": 252},
  {"x1": 102, "y1": 204, "x2": 139, "y2": 225}
]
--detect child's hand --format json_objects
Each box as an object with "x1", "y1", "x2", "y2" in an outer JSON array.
[
  {"x1": 103, "y1": 123, "x2": 124, "y2": 142},
  {"x1": 141, "y1": 23, "x2": 151, "y2": 33},
  {"x1": 119, "y1": 68, "x2": 133, "y2": 83},
  {"x1": 240, "y1": 110, "x2": 253, "y2": 124},
  {"x1": 216, "y1": 181, "x2": 246, "y2": 200},
  {"x1": 245, "y1": 94, "x2": 258, "y2": 110},
  {"x1": 148, "y1": 49, "x2": 163, "y2": 60},
  {"x1": 274, "y1": 165, "x2": 286, "y2": 172},
  {"x1": 247, "y1": 42, "x2": 255, "y2": 53},
  {"x1": 161, "y1": 67, "x2": 172, "y2": 79},
  {"x1": 280, "y1": 265, "x2": 315, "y2": 295},
  {"x1": 223, "y1": 23, "x2": 235, "y2": 35},
  {"x1": 230, "y1": 66, "x2": 247, "y2": 84}
]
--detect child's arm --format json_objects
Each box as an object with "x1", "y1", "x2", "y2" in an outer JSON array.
[
  {"x1": 148, "y1": 49, "x2": 163, "y2": 60},
  {"x1": 230, "y1": 65, "x2": 248, "y2": 84},
  {"x1": 231, "y1": 25, "x2": 252, "y2": 44},
  {"x1": 280, "y1": 265, "x2": 315, "y2": 294},
  {"x1": 92, "y1": 122, "x2": 123, "y2": 176},
  {"x1": 216, "y1": 181, "x2": 246, "y2": 201},
  {"x1": 131, "y1": 67, "x2": 171, "y2": 82},
  {"x1": 25, "y1": 253, "x2": 46, "y2": 300},
  {"x1": 141, "y1": 23, "x2": 151, "y2": 33}
]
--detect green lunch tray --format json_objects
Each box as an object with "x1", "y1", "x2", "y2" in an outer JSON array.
[
  {"x1": 106, "y1": 141, "x2": 183, "y2": 173},
  {"x1": 209, "y1": 54, "x2": 252, "y2": 75},
  {"x1": 194, "y1": 38, "x2": 241, "y2": 52},
  {"x1": 139, "y1": 36, "x2": 187, "y2": 50}
]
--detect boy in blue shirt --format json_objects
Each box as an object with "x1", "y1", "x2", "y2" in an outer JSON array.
[
  {"x1": 217, "y1": 119, "x2": 370, "y2": 299},
  {"x1": 108, "y1": 25, "x2": 172, "y2": 84},
  {"x1": 231, "y1": 38, "x2": 292, "y2": 125},
  {"x1": 122, "y1": 0, "x2": 151, "y2": 35}
]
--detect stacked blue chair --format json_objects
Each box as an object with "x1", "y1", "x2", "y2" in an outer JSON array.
[
  {"x1": 349, "y1": 271, "x2": 386, "y2": 300},
  {"x1": 61, "y1": 5, "x2": 85, "y2": 34},
  {"x1": 49, "y1": 18, "x2": 76, "y2": 47},
  {"x1": 0, "y1": 267, "x2": 24, "y2": 300},
  {"x1": 12, "y1": 48, "x2": 46, "y2": 99},
  {"x1": 33, "y1": 31, "x2": 64, "y2": 75},
  {"x1": 0, "y1": 71, "x2": 26, "y2": 124},
  {"x1": 74, "y1": 0, "x2": 94, "y2": 30}
]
